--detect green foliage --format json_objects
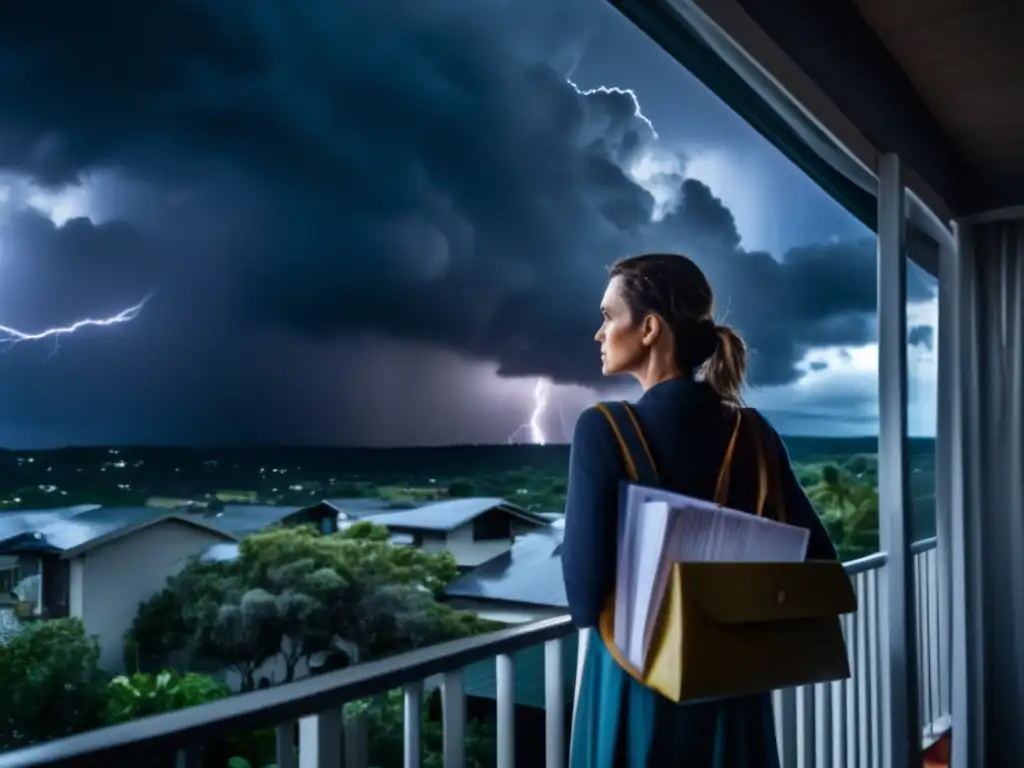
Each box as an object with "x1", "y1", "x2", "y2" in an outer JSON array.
[
  {"x1": 0, "y1": 618, "x2": 107, "y2": 749},
  {"x1": 126, "y1": 524, "x2": 488, "y2": 691},
  {"x1": 806, "y1": 463, "x2": 880, "y2": 561},
  {"x1": 346, "y1": 690, "x2": 496, "y2": 768},
  {"x1": 103, "y1": 670, "x2": 277, "y2": 768},
  {"x1": 105, "y1": 670, "x2": 230, "y2": 724},
  {"x1": 225, "y1": 758, "x2": 276, "y2": 768},
  {"x1": 447, "y1": 480, "x2": 475, "y2": 497}
]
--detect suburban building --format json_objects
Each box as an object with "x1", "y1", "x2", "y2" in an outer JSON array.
[
  {"x1": 297, "y1": 497, "x2": 395, "y2": 527},
  {"x1": 359, "y1": 497, "x2": 551, "y2": 569},
  {"x1": 0, "y1": 504, "x2": 101, "y2": 600},
  {"x1": 445, "y1": 526, "x2": 577, "y2": 756},
  {"x1": 0, "y1": 506, "x2": 237, "y2": 670},
  {"x1": 444, "y1": 526, "x2": 567, "y2": 624}
]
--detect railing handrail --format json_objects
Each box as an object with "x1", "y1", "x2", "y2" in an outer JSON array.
[
  {"x1": 0, "y1": 540, "x2": 938, "y2": 767},
  {"x1": 911, "y1": 536, "x2": 937, "y2": 555},
  {"x1": 842, "y1": 549, "x2": 889, "y2": 574},
  {"x1": 0, "y1": 616, "x2": 575, "y2": 767}
]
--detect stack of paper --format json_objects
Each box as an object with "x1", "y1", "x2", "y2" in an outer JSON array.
[{"x1": 614, "y1": 484, "x2": 810, "y2": 672}]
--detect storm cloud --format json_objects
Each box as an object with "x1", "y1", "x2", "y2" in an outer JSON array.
[{"x1": 0, "y1": 0, "x2": 934, "y2": 445}]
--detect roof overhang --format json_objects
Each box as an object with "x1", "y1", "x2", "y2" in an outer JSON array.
[
  {"x1": 60, "y1": 514, "x2": 239, "y2": 560},
  {"x1": 612, "y1": 0, "x2": 1024, "y2": 230}
]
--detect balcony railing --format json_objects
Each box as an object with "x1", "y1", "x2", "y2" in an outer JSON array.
[{"x1": 0, "y1": 540, "x2": 948, "y2": 768}]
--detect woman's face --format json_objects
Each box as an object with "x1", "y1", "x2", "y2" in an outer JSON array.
[{"x1": 595, "y1": 276, "x2": 647, "y2": 376}]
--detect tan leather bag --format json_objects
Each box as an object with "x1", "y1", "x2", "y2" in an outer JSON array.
[{"x1": 594, "y1": 402, "x2": 856, "y2": 703}]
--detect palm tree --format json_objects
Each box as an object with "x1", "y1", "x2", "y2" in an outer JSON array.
[{"x1": 807, "y1": 464, "x2": 880, "y2": 558}]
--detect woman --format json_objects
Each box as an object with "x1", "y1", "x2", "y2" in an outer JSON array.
[{"x1": 562, "y1": 253, "x2": 837, "y2": 767}]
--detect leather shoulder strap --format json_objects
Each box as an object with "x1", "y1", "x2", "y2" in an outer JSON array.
[
  {"x1": 711, "y1": 410, "x2": 744, "y2": 506},
  {"x1": 743, "y1": 408, "x2": 787, "y2": 522},
  {"x1": 594, "y1": 401, "x2": 660, "y2": 685},
  {"x1": 594, "y1": 401, "x2": 659, "y2": 487}
]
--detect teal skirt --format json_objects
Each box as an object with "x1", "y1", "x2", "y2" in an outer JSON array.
[{"x1": 570, "y1": 634, "x2": 780, "y2": 768}]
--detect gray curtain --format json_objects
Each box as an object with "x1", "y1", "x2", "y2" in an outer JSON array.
[{"x1": 948, "y1": 215, "x2": 1024, "y2": 768}]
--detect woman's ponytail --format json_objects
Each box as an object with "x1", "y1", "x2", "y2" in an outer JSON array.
[{"x1": 700, "y1": 324, "x2": 747, "y2": 405}]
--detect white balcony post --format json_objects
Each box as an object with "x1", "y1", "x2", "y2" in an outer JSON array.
[
  {"x1": 935, "y1": 233, "x2": 957, "y2": 734},
  {"x1": 299, "y1": 710, "x2": 343, "y2": 768},
  {"x1": 877, "y1": 152, "x2": 921, "y2": 768},
  {"x1": 495, "y1": 653, "x2": 516, "y2": 768},
  {"x1": 544, "y1": 638, "x2": 566, "y2": 768},
  {"x1": 403, "y1": 681, "x2": 424, "y2": 768},
  {"x1": 441, "y1": 670, "x2": 467, "y2": 768},
  {"x1": 946, "y1": 219, "x2": 981, "y2": 768}
]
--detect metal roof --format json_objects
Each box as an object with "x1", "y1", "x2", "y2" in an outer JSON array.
[
  {"x1": 362, "y1": 497, "x2": 548, "y2": 533},
  {"x1": 319, "y1": 498, "x2": 394, "y2": 518},
  {"x1": 191, "y1": 505, "x2": 305, "y2": 535},
  {"x1": 0, "y1": 504, "x2": 100, "y2": 542},
  {"x1": 0, "y1": 506, "x2": 166, "y2": 554},
  {"x1": 444, "y1": 527, "x2": 566, "y2": 609},
  {"x1": 0, "y1": 502, "x2": 320, "y2": 557}
]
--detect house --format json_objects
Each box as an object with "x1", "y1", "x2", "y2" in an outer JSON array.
[
  {"x1": 444, "y1": 527, "x2": 577, "y2": 756},
  {"x1": 360, "y1": 497, "x2": 551, "y2": 569},
  {"x1": 0, "y1": 505, "x2": 100, "y2": 598},
  {"x1": 298, "y1": 497, "x2": 395, "y2": 528},
  {"x1": 0, "y1": 506, "x2": 237, "y2": 671},
  {"x1": 444, "y1": 527, "x2": 567, "y2": 624}
]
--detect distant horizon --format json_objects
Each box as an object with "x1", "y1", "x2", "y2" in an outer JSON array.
[{"x1": 0, "y1": 434, "x2": 937, "y2": 452}]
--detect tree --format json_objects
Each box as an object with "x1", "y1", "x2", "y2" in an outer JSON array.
[
  {"x1": 0, "y1": 618, "x2": 107, "y2": 749},
  {"x1": 127, "y1": 523, "x2": 491, "y2": 688},
  {"x1": 189, "y1": 580, "x2": 285, "y2": 691},
  {"x1": 807, "y1": 464, "x2": 880, "y2": 560},
  {"x1": 123, "y1": 584, "x2": 189, "y2": 672}
]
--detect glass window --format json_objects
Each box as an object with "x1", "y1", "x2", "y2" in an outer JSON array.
[
  {"x1": 0, "y1": 559, "x2": 18, "y2": 596},
  {"x1": 906, "y1": 254, "x2": 939, "y2": 542},
  {"x1": 906, "y1": 229, "x2": 942, "y2": 737}
]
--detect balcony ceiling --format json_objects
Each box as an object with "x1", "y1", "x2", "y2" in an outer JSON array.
[{"x1": 853, "y1": 0, "x2": 1024, "y2": 180}]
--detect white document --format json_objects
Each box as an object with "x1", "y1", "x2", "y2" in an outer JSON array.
[{"x1": 614, "y1": 485, "x2": 810, "y2": 672}]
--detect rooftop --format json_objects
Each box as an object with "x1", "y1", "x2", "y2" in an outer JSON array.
[
  {"x1": 318, "y1": 498, "x2": 395, "y2": 517},
  {"x1": 445, "y1": 527, "x2": 566, "y2": 609},
  {"x1": 362, "y1": 497, "x2": 549, "y2": 532},
  {"x1": 0, "y1": 504, "x2": 101, "y2": 542},
  {"x1": 189, "y1": 504, "x2": 304, "y2": 536},
  {"x1": 0, "y1": 506, "x2": 167, "y2": 555}
]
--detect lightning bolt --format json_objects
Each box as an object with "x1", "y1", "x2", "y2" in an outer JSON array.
[
  {"x1": 507, "y1": 378, "x2": 552, "y2": 446},
  {"x1": 567, "y1": 79, "x2": 659, "y2": 139},
  {"x1": 0, "y1": 296, "x2": 149, "y2": 354}
]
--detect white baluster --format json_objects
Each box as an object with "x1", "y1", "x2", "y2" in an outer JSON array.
[
  {"x1": 299, "y1": 709, "x2": 343, "y2": 768},
  {"x1": 404, "y1": 681, "x2": 423, "y2": 768},
  {"x1": 496, "y1": 654, "x2": 516, "y2": 768},
  {"x1": 545, "y1": 639, "x2": 565, "y2": 768},
  {"x1": 441, "y1": 670, "x2": 466, "y2": 768}
]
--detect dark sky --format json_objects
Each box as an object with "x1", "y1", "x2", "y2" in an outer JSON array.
[{"x1": 0, "y1": 0, "x2": 938, "y2": 448}]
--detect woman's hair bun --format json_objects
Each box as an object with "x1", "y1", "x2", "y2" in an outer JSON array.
[{"x1": 679, "y1": 317, "x2": 719, "y2": 367}]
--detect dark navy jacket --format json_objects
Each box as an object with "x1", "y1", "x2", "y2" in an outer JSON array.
[{"x1": 561, "y1": 378, "x2": 838, "y2": 629}]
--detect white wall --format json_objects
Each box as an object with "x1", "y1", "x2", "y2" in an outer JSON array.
[
  {"x1": 70, "y1": 521, "x2": 232, "y2": 672},
  {"x1": 443, "y1": 523, "x2": 514, "y2": 568}
]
